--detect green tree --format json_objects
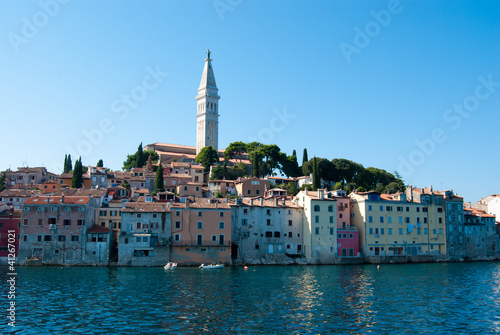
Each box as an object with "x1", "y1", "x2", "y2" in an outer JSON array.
[
  {"x1": 64, "y1": 154, "x2": 73, "y2": 173},
  {"x1": 333, "y1": 182, "x2": 343, "y2": 190},
  {"x1": 71, "y1": 157, "x2": 83, "y2": 188},
  {"x1": 210, "y1": 165, "x2": 224, "y2": 180},
  {"x1": 196, "y1": 146, "x2": 220, "y2": 170},
  {"x1": 331, "y1": 158, "x2": 364, "y2": 185},
  {"x1": 0, "y1": 172, "x2": 6, "y2": 192},
  {"x1": 154, "y1": 164, "x2": 164, "y2": 193},
  {"x1": 252, "y1": 151, "x2": 261, "y2": 178},
  {"x1": 123, "y1": 144, "x2": 159, "y2": 171},
  {"x1": 96, "y1": 159, "x2": 103, "y2": 168},
  {"x1": 282, "y1": 182, "x2": 298, "y2": 196},
  {"x1": 224, "y1": 141, "x2": 247, "y2": 162},
  {"x1": 122, "y1": 180, "x2": 131, "y2": 192},
  {"x1": 63, "y1": 155, "x2": 67, "y2": 173},
  {"x1": 302, "y1": 148, "x2": 308, "y2": 165},
  {"x1": 145, "y1": 154, "x2": 153, "y2": 171}
]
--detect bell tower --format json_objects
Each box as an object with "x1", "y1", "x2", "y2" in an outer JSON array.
[{"x1": 196, "y1": 49, "x2": 220, "y2": 155}]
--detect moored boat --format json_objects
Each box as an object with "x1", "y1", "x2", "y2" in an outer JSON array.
[
  {"x1": 199, "y1": 263, "x2": 224, "y2": 269},
  {"x1": 164, "y1": 262, "x2": 177, "y2": 270}
]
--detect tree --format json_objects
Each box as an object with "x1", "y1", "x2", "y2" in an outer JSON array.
[
  {"x1": 0, "y1": 172, "x2": 6, "y2": 192},
  {"x1": 122, "y1": 180, "x2": 131, "y2": 192},
  {"x1": 64, "y1": 154, "x2": 73, "y2": 173},
  {"x1": 71, "y1": 157, "x2": 83, "y2": 188},
  {"x1": 331, "y1": 158, "x2": 364, "y2": 185},
  {"x1": 312, "y1": 157, "x2": 320, "y2": 190},
  {"x1": 210, "y1": 165, "x2": 224, "y2": 180},
  {"x1": 145, "y1": 154, "x2": 153, "y2": 171},
  {"x1": 333, "y1": 182, "x2": 343, "y2": 190},
  {"x1": 252, "y1": 151, "x2": 261, "y2": 178},
  {"x1": 224, "y1": 141, "x2": 247, "y2": 162},
  {"x1": 282, "y1": 182, "x2": 298, "y2": 197},
  {"x1": 123, "y1": 143, "x2": 159, "y2": 171},
  {"x1": 302, "y1": 148, "x2": 308, "y2": 165},
  {"x1": 96, "y1": 159, "x2": 103, "y2": 168},
  {"x1": 154, "y1": 164, "x2": 164, "y2": 193},
  {"x1": 196, "y1": 146, "x2": 219, "y2": 170}
]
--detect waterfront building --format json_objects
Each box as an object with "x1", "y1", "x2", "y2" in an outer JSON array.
[
  {"x1": 118, "y1": 202, "x2": 171, "y2": 266},
  {"x1": 170, "y1": 199, "x2": 231, "y2": 265},
  {"x1": 463, "y1": 207, "x2": 499, "y2": 258},
  {"x1": 473, "y1": 194, "x2": 500, "y2": 222},
  {"x1": 436, "y1": 190, "x2": 466, "y2": 258},
  {"x1": 19, "y1": 196, "x2": 99, "y2": 265},
  {"x1": 405, "y1": 187, "x2": 447, "y2": 255},
  {"x1": 177, "y1": 182, "x2": 203, "y2": 199},
  {"x1": 0, "y1": 203, "x2": 20, "y2": 262},
  {"x1": 350, "y1": 191, "x2": 445, "y2": 258},
  {"x1": 235, "y1": 177, "x2": 270, "y2": 198},
  {"x1": 329, "y1": 190, "x2": 360, "y2": 258},
  {"x1": 231, "y1": 197, "x2": 303, "y2": 264},
  {"x1": 295, "y1": 189, "x2": 338, "y2": 263}
]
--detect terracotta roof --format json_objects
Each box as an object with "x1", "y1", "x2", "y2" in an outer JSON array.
[
  {"x1": 234, "y1": 198, "x2": 300, "y2": 208},
  {"x1": 122, "y1": 202, "x2": 170, "y2": 212},
  {"x1": 87, "y1": 224, "x2": 111, "y2": 233},
  {"x1": 58, "y1": 173, "x2": 73, "y2": 179},
  {"x1": 24, "y1": 196, "x2": 90, "y2": 205},
  {"x1": 464, "y1": 207, "x2": 496, "y2": 218},
  {"x1": 72, "y1": 189, "x2": 106, "y2": 197}
]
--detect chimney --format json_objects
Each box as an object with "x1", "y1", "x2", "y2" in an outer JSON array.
[
  {"x1": 318, "y1": 189, "x2": 325, "y2": 200},
  {"x1": 275, "y1": 198, "x2": 279, "y2": 207},
  {"x1": 250, "y1": 199, "x2": 254, "y2": 206},
  {"x1": 260, "y1": 198, "x2": 264, "y2": 206},
  {"x1": 305, "y1": 188, "x2": 308, "y2": 195},
  {"x1": 185, "y1": 199, "x2": 189, "y2": 208}
]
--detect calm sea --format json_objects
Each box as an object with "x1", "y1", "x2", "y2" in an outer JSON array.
[{"x1": 2, "y1": 262, "x2": 500, "y2": 334}]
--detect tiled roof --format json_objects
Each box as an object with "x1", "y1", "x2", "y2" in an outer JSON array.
[
  {"x1": 24, "y1": 196, "x2": 90, "y2": 205},
  {"x1": 122, "y1": 202, "x2": 170, "y2": 212},
  {"x1": 235, "y1": 197, "x2": 300, "y2": 208},
  {"x1": 87, "y1": 224, "x2": 111, "y2": 233}
]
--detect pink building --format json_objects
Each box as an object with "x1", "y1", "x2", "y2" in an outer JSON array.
[
  {"x1": 170, "y1": 200, "x2": 231, "y2": 265},
  {"x1": 328, "y1": 190, "x2": 360, "y2": 257},
  {"x1": 0, "y1": 204, "x2": 20, "y2": 262}
]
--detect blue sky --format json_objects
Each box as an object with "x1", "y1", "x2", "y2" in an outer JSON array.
[{"x1": 1, "y1": 0, "x2": 499, "y2": 203}]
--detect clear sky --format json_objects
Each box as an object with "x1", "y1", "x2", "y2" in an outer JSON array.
[{"x1": 1, "y1": 0, "x2": 499, "y2": 203}]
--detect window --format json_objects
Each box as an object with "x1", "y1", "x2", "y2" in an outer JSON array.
[
  {"x1": 329, "y1": 216, "x2": 334, "y2": 223},
  {"x1": 197, "y1": 235, "x2": 203, "y2": 245},
  {"x1": 405, "y1": 217, "x2": 410, "y2": 223},
  {"x1": 174, "y1": 234, "x2": 180, "y2": 241},
  {"x1": 152, "y1": 214, "x2": 157, "y2": 218},
  {"x1": 439, "y1": 228, "x2": 443, "y2": 235},
  {"x1": 388, "y1": 216, "x2": 392, "y2": 223},
  {"x1": 397, "y1": 206, "x2": 403, "y2": 212},
  {"x1": 328, "y1": 205, "x2": 333, "y2": 212},
  {"x1": 44, "y1": 235, "x2": 52, "y2": 241},
  {"x1": 368, "y1": 216, "x2": 373, "y2": 223},
  {"x1": 137, "y1": 222, "x2": 141, "y2": 229},
  {"x1": 375, "y1": 228, "x2": 379, "y2": 234},
  {"x1": 37, "y1": 235, "x2": 42, "y2": 242},
  {"x1": 406, "y1": 207, "x2": 410, "y2": 212},
  {"x1": 77, "y1": 219, "x2": 84, "y2": 226},
  {"x1": 416, "y1": 207, "x2": 420, "y2": 212},
  {"x1": 58, "y1": 235, "x2": 66, "y2": 242},
  {"x1": 339, "y1": 213, "x2": 343, "y2": 218},
  {"x1": 349, "y1": 233, "x2": 353, "y2": 239},
  {"x1": 399, "y1": 217, "x2": 403, "y2": 224},
  {"x1": 274, "y1": 232, "x2": 280, "y2": 238},
  {"x1": 288, "y1": 220, "x2": 292, "y2": 226},
  {"x1": 417, "y1": 217, "x2": 420, "y2": 223},
  {"x1": 265, "y1": 231, "x2": 272, "y2": 238},
  {"x1": 219, "y1": 212, "x2": 224, "y2": 217},
  {"x1": 212, "y1": 235, "x2": 217, "y2": 242},
  {"x1": 23, "y1": 218, "x2": 28, "y2": 226},
  {"x1": 242, "y1": 219, "x2": 248, "y2": 225},
  {"x1": 315, "y1": 216, "x2": 319, "y2": 223},
  {"x1": 197, "y1": 211, "x2": 203, "y2": 217},
  {"x1": 314, "y1": 205, "x2": 320, "y2": 212},
  {"x1": 219, "y1": 235, "x2": 225, "y2": 245},
  {"x1": 266, "y1": 209, "x2": 271, "y2": 215},
  {"x1": 38, "y1": 219, "x2": 43, "y2": 226},
  {"x1": 330, "y1": 227, "x2": 334, "y2": 235},
  {"x1": 368, "y1": 205, "x2": 372, "y2": 211},
  {"x1": 49, "y1": 217, "x2": 56, "y2": 225},
  {"x1": 314, "y1": 228, "x2": 319, "y2": 235},
  {"x1": 417, "y1": 228, "x2": 421, "y2": 235},
  {"x1": 399, "y1": 228, "x2": 403, "y2": 235},
  {"x1": 433, "y1": 229, "x2": 436, "y2": 235},
  {"x1": 256, "y1": 190, "x2": 260, "y2": 195},
  {"x1": 175, "y1": 221, "x2": 181, "y2": 229},
  {"x1": 64, "y1": 219, "x2": 70, "y2": 226},
  {"x1": 71, "y1": 235, "x2": 79, "y2": 242},
  {"x1": 243, "y1": 208, "x2": 248, "y2": 214},
  {"x1": 381, "y1": 228, "x2": 385, "y2": 235},
  {"x1": 23, "y1": 235, "x2": 27, "y2": 241},
  {"x1": 219, "y1": 222, "x2": 224, "y2": 229},
  {"x1": 424, "y1": 228, "x2": 428, "y2": 235},
  {"x1": 176, "y1": 211, "x2": 180, "y2": 217},
  {"x1": 437, "y1": 207, "x2": 443, "y2": 213},
  {"x1": 380, "y1": 205, "x2": 383, "y2": 211},
  {"x1": 388, "y1": 228, "x2": 392, "y2": 235},
  {"x1": 247, "y1": 189, "x2": 251, "y2": 195},
  {"x1": 289, "y1": 232, "x2": 293, "y2": 238},
  {"x1": 369, "y1": 228, "x2": 373, "y2": 234},
  {"x1": 197, "y1": 221, "x2": 203, "y2": 229},
  {"x1": 380, "y1": 217, "x2": 384, "y2": 223},
  {"x1": 267, "y1": 219, "x2": 271, "y2": 226},
  {"x1": 136, "y1": 237, "x2": 142, "y2": 243},
  {"x1": 137, "y1": 213, "x2": 142, "y2": 218},
  {"x1": 423, "y1": 207, "x2": 428, "y2": 212},
  {"x1": 424, "y1": 218, "x2": 427, "y2": 223},
  {"x1": 386, "y1": 206, "x2": 393, "y2": 212}
]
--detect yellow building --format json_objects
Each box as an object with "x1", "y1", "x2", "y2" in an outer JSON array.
[{"x1": 350, "y1": 191, "x2": 446, "y2": 258}]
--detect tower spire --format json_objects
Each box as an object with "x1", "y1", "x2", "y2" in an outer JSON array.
[{"x1": 196, "y1": 50, "x2": 220, "y2": 155}]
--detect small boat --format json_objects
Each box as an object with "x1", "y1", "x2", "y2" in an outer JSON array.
[
  {"x1": 164, "y1": 262, "x2": 177, "y2": 270},
  {"x1": 199, "y1": 263, "x2": 224, "y2": 269}
]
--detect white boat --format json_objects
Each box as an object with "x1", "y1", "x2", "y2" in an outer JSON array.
[
  {"x1": 199, "y1": 263, "x2": 224, "y2": 269},
  {"x1": 164, "y1": 262, "x2": 177, "y2": 270}
]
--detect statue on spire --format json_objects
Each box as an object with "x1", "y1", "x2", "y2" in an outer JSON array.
[{"x1": 206, "y1": 49, "x2": 211, "y2": 59}]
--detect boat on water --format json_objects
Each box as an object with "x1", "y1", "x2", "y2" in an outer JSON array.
[
  {"x1": 199, "y1": 263, "x2": 224, "y2": 269},
  {"x1": 164, "y1": 262, "x2": 177, "y2": 270}
]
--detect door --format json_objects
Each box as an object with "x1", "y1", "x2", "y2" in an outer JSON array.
[
  {"x1": 374, "y1": 247, "x2": 380, "y2": 256},
  {"x1": 268, "y1": 244, "x2": 273, "y2": 253}
]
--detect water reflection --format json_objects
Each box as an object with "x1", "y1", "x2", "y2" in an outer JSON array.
[{"x1": 3, "y1": 262, "x2": 500, "y2": 334}]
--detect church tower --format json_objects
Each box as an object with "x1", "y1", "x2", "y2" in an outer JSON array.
[{"x1": 196, "y1": 49, "x2": 220, "y2": 155}]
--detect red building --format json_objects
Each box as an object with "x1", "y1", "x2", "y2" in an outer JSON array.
[
  {"x1": 0, "y1": 203, "x2": 21, "y2": 261},
  {"x1": 337, "y1": 228, "x2": 360, "y2": 257}
]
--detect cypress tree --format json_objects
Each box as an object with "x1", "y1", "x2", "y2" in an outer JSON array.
[
  {"x1": 154, "y1": 164, "x2": 164, "y2": 193},
  {"x1": 66, "y1": 154, "x2": 73, "y2": 173},
  {"x1": 313, "y1": 156, "x2": 320, "y2": 190},
  {"x1": 0, "y1": 172, "x2": 6, "y2": 192},
  {"x1": 63, "y1": 155, "x2": 68, "y2": 173},
  {"x1": 96, "y1": 159, "x2": 103, "y2": 168},
  {"x1": 71, "y1": 157, "x2": 83, "y2": 188},
  {"x1": 253, "y1": 152, "x2": 261, "y2": 178},
  {"x1": 135, "y1": 143, "x2": 144, "y2": 168},
  {"x1": 302, "y1": 148, "x2": 308, "y2": 165}
]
